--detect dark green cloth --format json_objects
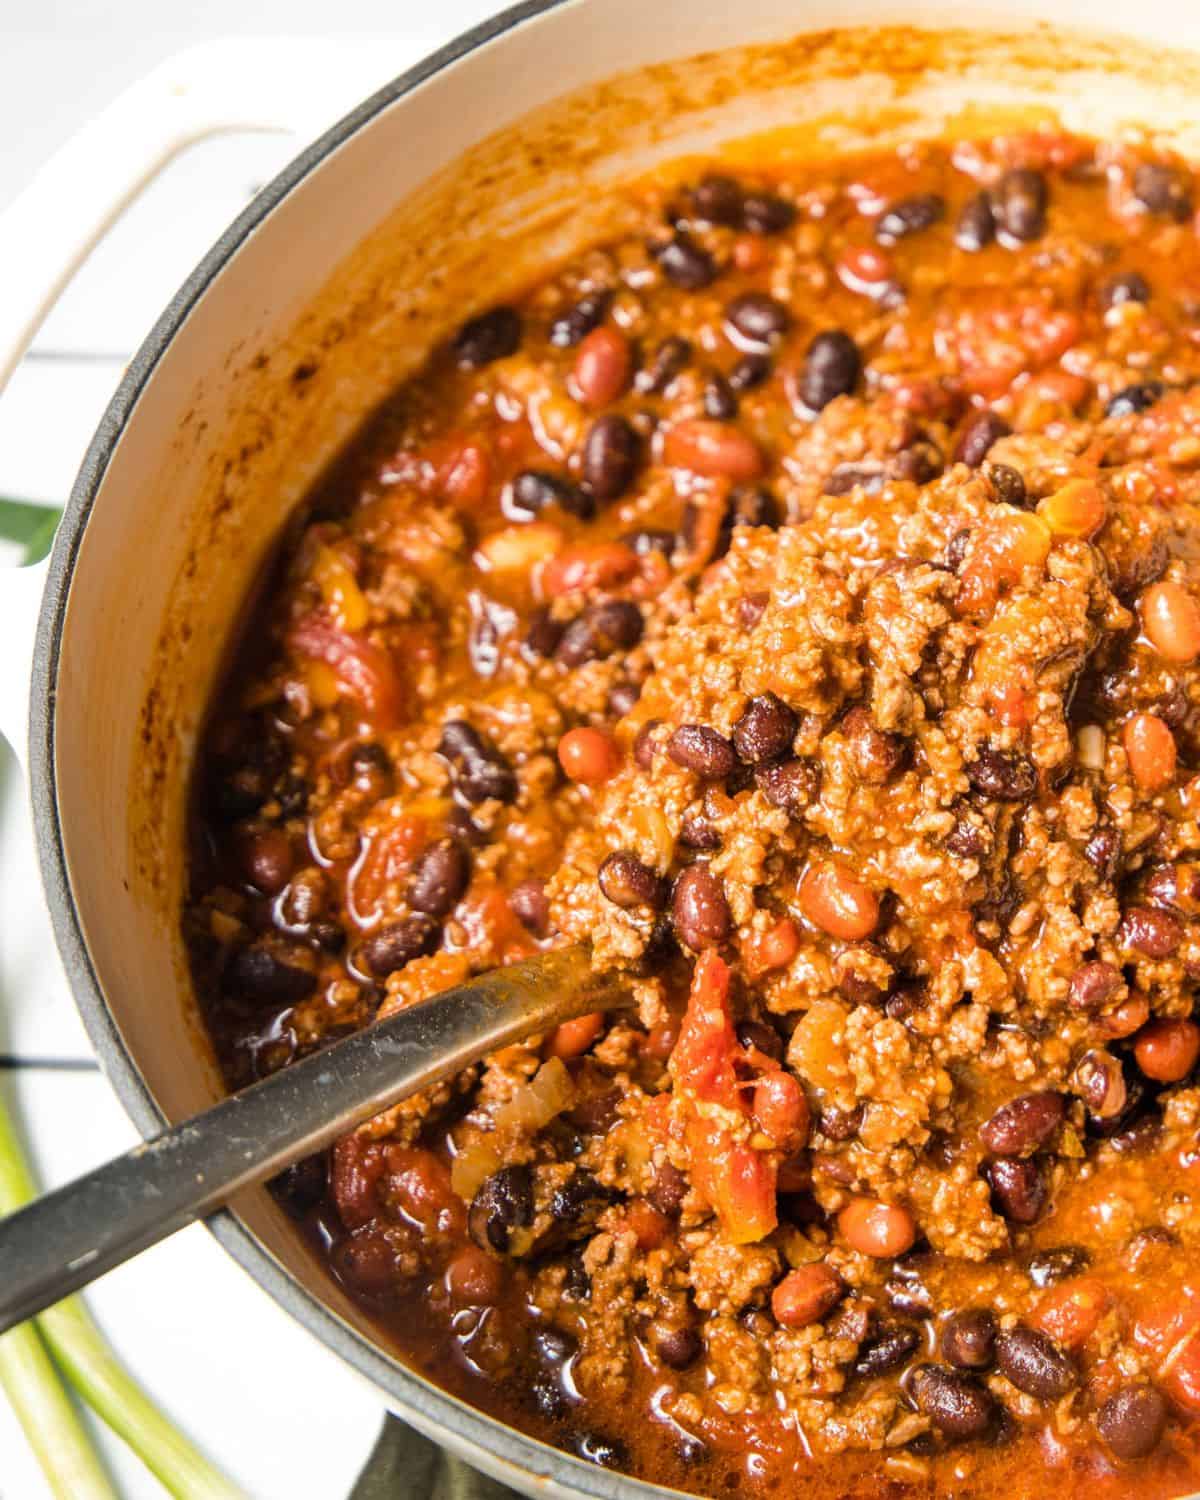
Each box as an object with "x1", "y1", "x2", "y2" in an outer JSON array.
[{"x1": 351, "y1": 1415, "x2": 521, "y2": 1499}]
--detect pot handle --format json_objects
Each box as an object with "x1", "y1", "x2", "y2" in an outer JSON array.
[{"x1": 0, "y1": 37, "x2": 410, "y2": 761}]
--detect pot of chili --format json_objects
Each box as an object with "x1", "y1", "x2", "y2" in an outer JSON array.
[{"x1": 4, "y1": 3, "x2": 1200, "y2": 1497}]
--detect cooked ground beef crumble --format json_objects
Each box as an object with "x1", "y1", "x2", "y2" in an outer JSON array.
[{"x1": 188, "y1": 132, "x2": 1200, "y2": 1497}]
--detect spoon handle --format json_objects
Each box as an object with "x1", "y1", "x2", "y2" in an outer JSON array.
[{"x1": 0, "y1": 944, "x2": 619, "y2": 1335}]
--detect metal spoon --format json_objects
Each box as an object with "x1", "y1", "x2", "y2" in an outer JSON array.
[{"x1": 0, "y1": 943, "x2": 623, "y2": 1335}]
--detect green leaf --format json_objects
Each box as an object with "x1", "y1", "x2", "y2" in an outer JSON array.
[{"x1": 0, "y1": 497, "x2": 62, "y2": 565}]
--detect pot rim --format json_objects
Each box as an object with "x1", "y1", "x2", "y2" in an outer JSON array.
[{"x1": 26, "y1": 2, "x2": 669, "y2": 1495}]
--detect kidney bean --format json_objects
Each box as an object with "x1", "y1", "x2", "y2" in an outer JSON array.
[
  {"x1": 655, "y1": 1325, "x2": 702, "y2": 1370},
  {"x1": 469, "y1": 1165, "x2": 533, "y2": 1254},
  {"x1": 1107, "y1": 381, "x2": 1165, "y2": 418},
  {"x1": 911, "y1": 1364, "x2": 998, "y2": 1440},
  {"x1": 1097, "y1": 1385, "x2": 1169, "y2": 1460},
  {"x1": 690, "y1": 172, "x2": 743, "y2": 224},
  {"x1": 995, "y1": 1326, "x2": 1077, "y2": 1400},
  {"x1": 875, "y1": 193, "x2": 944, "y2": 243},
  {"x1": 1100, "y1": 993, "x2": 1151, "y2": 1041},
  {"x1": 558, "y1": 727, "x2": 620, "y2": 785},
  {"x1": 598, "y1": 851, "x2": 666, "y2": 909},
  {"x1": 547, "y1": 1012, "x2": 606, "y2": 1062},
  {"x1": 756, "y1": 757, "x2": 820, "y2": 814},
  {"x1": 408, "y1": 838, "x2": 470, "y2": 917},
  {"x1": 967, "y1": 747, "x2": 1037, "y2": 801},
  {"x1": 799, "y1": 861, "x2": 880, "y2": 940},
  {"x1": 452, "y1": 306, "x2": 522, "y2": 368},
  {"x1": 438, "y1": 720, "x2": 518, "y2": 805},
  {"x1": 655, "y1": 233, "x2": 717, "y2": 289},
  {"x1": 732, "y1": 694, "x2": 797, "y2": 766},
  {"x1": 555, "y1": 600, "x2": 644, "y2": 668},
  {"x1": 993, "y1": 168, "x2": 1048, "y2": 241},
  {"x1": 703, "y1": 372, "x2": 738, "y2": 420},
  {"x1": 942, "y1": 1308, "x2": 996, "y2": 1370},
  {"x1": 955, "y1": 409, "x2": 1010, "y2": 467},
  {"x1": 797, "y1": 330, "x2": 861, "y2": 412},
  {"x1": 1100, "y1": 270, "x2": 1150, "y2": 310},
  {"x1": 1027, "y1": 1246, "x2": 1090, "y2": 1287},
  {"x1": 854, "y1": 1324, "x2": 920, "y2": 1377},
  {"x1": 509, "y1": 878, "x2": 549, "y2": 936},
  {"x1": 241, "y1": 826, "x2": 294, "y2": 895},
  {"x1": 1133, "y1": 161, "x2": 1194, "y2": 220},
  {"x1": 1068, "y1": 960, "x2": 1126, "y2": 1014},
  {"x1": 571, "y1": 325, "x2": 632, "y2": 408},
  {"x1": 226, "y1": 944, "x2": 316, "y2": 1005},
  {"x1": 662, "y1": 419, "x2": 764, "y2": 480},
  {"x1": 509, "y1": 469, "x2": 593, "y2": 522},
  {"x1": 980, "y1": 1091, "x2": 1065, "y2": 1156},
  {"x1": 985, "y1": 1157, "x2": 1045, "y2": 1224},
  {"x1": 724, "y1": 291, "x2": 790, "y2": 350},
  {"x1": 445, "y1": 1245, "x2": 504, "y2": 1307},
  {"x1": 772, "y1": 1263, "x2": 846, "y2": 1328},
  {"x1": 729, "y1": 353, "x2": 771, "y2": 392},
  {"x1": 887, "y1": 1277, "x2": 933, "y2": 1319},
  {"x1": 1119, "y1": 904, "x2": 1183, "y2": 958},
  {"x1": 668, "y1": 724, "x2": 737, "y2": 779},
  {"x1": 741, "y1": 191, "x2": 795, "y2": 234},
  {"x1": 360, "y1": 914, "x2": 439, "y2": 977},
  {"x1": 1032, "y1": 1277, "x2": 1110, "y2": 1350},
  {"x1": 549, "y1": 290, "x2": 610, "y2": 348},
  {"x1": 635, "y1": 335, "x2": 692, "y2": 393},
  {"x1": 986, "y1": 462, "x2": 1028, "y2": 508},
  {"x1": 1074, "y1": 1048, "x2": 1128, "y2": 1120},
  {"x1": 837, "y1": 1197, "x2": 917, "y2": 1258},
  {"x1": 840, "y1": 705, "x2": 905, "y2": 784},
  {"x1": 1134, "y1": 1018, "x2": 1200, "y2": 1083},
  {"x1": 1141, "y1": 581, "x2": 1200, "y2": 663},
  {"x1": 671, "y1": 863, "x2": 732, "y2": 950},
  {"x1": 955, "y1": 191, "x2": 996, "y2": 251}
]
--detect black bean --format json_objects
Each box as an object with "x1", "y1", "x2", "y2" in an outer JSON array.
[
  {"x1": 270, "y1": 1155, "x2": 327, "y2": 1217},
  {"x1": 225, "y1": 946, "x2": 316, "y2": 1004},
  {"x1": 980, "y1": 1092, "x2": 1065, "y2": 1156},
  {"x1": 738, "y1": 591, "x2": 770, "y2": 631},
  {"x1": 548, "y1": 1171, "x2": 611, "y2": 1225},
  {"x1": 607, "y1": 680, "x2": 642, "y2": 718},
  {"x1": 840, "y1": 705, "x2": 905, "y2": 785},
  {"x1": 276, "y1": 774, "x2": 309, "y2": 817},
  {"x1": 648, "y1": 1160, "x2": 688, "y2": 1216},
  {"x1": 967, "y1": 748, "x2": 1037, "y2": 802},
  {"x1": 825, "y1": 463, "x2": 885, "y2": 497},
  {"x1": 984, "y1": 1157, "x2": 1046, "y2": 1224},
  {"x1": 469, "y1": 1165, "x2": 533, "y2": 1254},
  {"x1": 942, "y1": 1309, "x2": 996, "y2": 1370},
  {"x1": 1084, "y1": 825, "x2": 1121, "y2": 881},
  {"x1": 691, "y1": 173, "x2": 743, "y2": 225},
  {"x1": 555, "y1": 600, "x2": 644, "y2": 668},
  {"x1": 509, "y1": 879, "x2": 549, "y2": 937},
  {"x1": 535, "y1": 1327, "x2": 578, "y2": 1368},
  {"x1": 460, "y1": 751, "x2": 518, "y2": 806},
  {"x1": 891, "y1": 442, "x2": 942, "y2": 485},
  {"x1": 994, "y1": 168, "x2": 1049, "y2": 242},
  {"x1": 657, "y1": 1326, "x2": 702, "y2": 1369},
  {"x1": 524, "y1": 606, "x2": 565, "y2": 660},
  {"x1": 732, "y1": 694, "x2": 797, "y2": 766},
  {"x1": 725, "y1": 292, "x2": 790, "y2": 349},
  {"x1": 797, "y1": 330, "x2": 861, "y2": 413},
  {"x1": 360, "y1": 915, "x2": 439, "y2": 978},
  {"x1": 679, "y1": 810, "x2": 721, "y2": 850},
  {"x1": 1100, "y1": 271, "x2": 1150, "y2": 310},
  {"x1": 1026, "y1": 1246, "x2": 1090, "y2": 1288},
  {"x1": 854, "y1": 1324, "x2": 920, "y2": 1378},
  {"x1": 725, "y1": 484, "x2": 780, "y2": 533},
  {"x1": 623, "y1": 528, "x2": 676, "y2": 559},
  {"x1": 1106, "y1": 381, "x2": 1165, "y2": 418},
  {"x1": 671, "y1": 863, "x2": 732, "y2": 950},
  {"x1": 886, "y1": 982, "x2": 929, "y2": 1024},
  {"x1": 655, "y1": 233, "x2": 717, "y2": 289},
  {"x1": 729, "y1": 354, "x2": 771, "y2": 393},
  {"x1": 876, "y1": 193, "x2": 944, "y2": 243},
  {"x1": 986, "y1": 463, "x2": 1028, "y2": 508},
  {"x1": 1097, "y1": 1385, "x2": 1169, "y2": 1461},
  {"x1": 945, "y1": 813, "x2": 989, "y2": 859},
  {"x1": 741, "y1": 192, "x2": 795, "y2": 235},
  {"x1": 508, "y1": 469, "x2": 593, "y2": 521},
  {"x1": 911, "y1": 1364, "x2": 998, "y2": 1440},
  {"x1": 703, "y1": 372, "x2": 737, "y2": 420},
  {"x1": 945, "y1": 528, "x2": 973, "y2": 572},
  {"x1": 348, "y1": 741, "x2": 394, "y2": 799},
  {"x1": 1067, "y1": 960, "x2": 1125, "y2": 1014},
  {"x1": 1119, "y1": 904, "x2": 1183, "y2": 958},
  {"x1": 549, "y1": 291, "x2": 610, "y2": 348},
  {"x1": 635, "y1": 335, "x2": 692, "y2": 393},
  {"x1": 955, "y1": 192, "x2": 996, "y2": 252},
  {"x1": 574, "y1": 1432, "x2": 628, "y2": 1469},
  {"x1": 453, "y1": 306, "x2": 521, "y2": 368},
  {"x1": 756, "y1": 757, "x2": 820, "y2": 815},
  {"x1": 633, "y1": 720, "x2": 662, "y2": 772},
  {"x1": 582, "y1": 414, "x2": 639, "y2": 500},
  {"x1": 956, "y1": 409, "x2": 1010, "y2": 467},
  {"x1": 530, "y1": 1372, "x2": 568, "y2": 1420},
  {"x1": 1133, "y1": 161, "x2": 1194, "y2": 220},
  {"x1": 995, "y1": 1326, "x2": 1077, "y2": 1400},
  {"x1": 819, "y1": 1103, "x2": 864, "y2": 1141},
  {"x1": 668, "y1": 724, "x2": 737, "y2": 779},
  {"x1": 598, "y1": 851, "x2": 666, "y2": 909},
  {"x1": 887, "y1": 1278, "x2": 933, "y2": 1319},
  {"x1": 736, "y1": 1018, "x2": 784, "y2": 1061}
]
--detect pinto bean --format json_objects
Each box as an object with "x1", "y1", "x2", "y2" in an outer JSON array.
[
  {"x1": 995, "y1": 1326, "x2": 1077, "y2": 1400},
  {"x1": 1134, "y1": 1018, "x2": 1200, "y2": 1083},
  {"x1": 979, "y1": 1091, "x2": 1065, "y2": 1156},
  {"x1": 1141, "y1": 581, "x2": 1200, "y2": 663},
  {"x1": 671, "y1": 864, "x2": 732, "y2": 950},
  {"x1": 837, "y1": 1197, "x2": 917, "y2": 1257},
  {"x1": 573, "y1": 326, "x2": 632, "y2": 407},
  {"x1": 799, "y1": 862, "x2": 880, "y2": 940},
  {"x1": 558, "y1": 727, "x2": 620, "y2": 785},
  {"x1": 772, "y1": 1264, "x2": 846, "y2": 1328},
  {"x1": 662, "y1": 419, "x2": 764, "y2": 480}
]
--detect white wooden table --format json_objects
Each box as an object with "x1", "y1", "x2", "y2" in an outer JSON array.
[{"x1": 0, "y1": 6, "x2": 502, "y2": 1494}]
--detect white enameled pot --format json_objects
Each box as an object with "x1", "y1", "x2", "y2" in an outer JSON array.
[{"x1": 3, "y1": 4, "x2": 1200, "y2": 1495}]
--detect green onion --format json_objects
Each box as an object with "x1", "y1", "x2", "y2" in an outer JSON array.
[{"x1": 0, "y1": 1091, "x2": 242, "y2": 1499}]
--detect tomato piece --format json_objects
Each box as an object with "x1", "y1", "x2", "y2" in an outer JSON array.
[
  {"x1": 941, "y1": 296, "x2": 1081, "y2": 398},
  {"x1": 1135, "y1": 1282, "x2": 1200, "y2": 1414},
  {"x1": 669, "y1": 951, "x2": 739, "y2": 1109},
  {"x1": 349, "y1": 812, "x2": 430, "y2": 925},
  {"x1": 288, "y1": 612, "x2": 403, "y2": 727},
  {"x1": 687, "y1": 1117, "x2": 778, "y2": 1245}
]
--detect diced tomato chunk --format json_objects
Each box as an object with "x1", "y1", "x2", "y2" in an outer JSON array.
[
  {"x1": 670, "y1": 951, "x2": 739, "y2": 1108},
  {"x1": 288, "y1": 612, "x2": 403, "y2": 727},
  {"x1": 687, "y1": 1116, "x2": 778, "y2": 1245}
]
